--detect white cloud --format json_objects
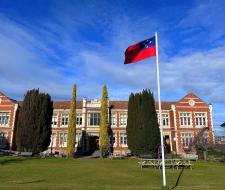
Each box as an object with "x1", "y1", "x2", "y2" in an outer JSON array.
[
  {"x1": 177, "y1": 0, "x2": 225, "y2": 43},
  {"x1": 0, "y1": 1, "x2": 224, "y2": 135},
  {"x1": 161, "y1": 46, "x2": 225, "y2": 103}
]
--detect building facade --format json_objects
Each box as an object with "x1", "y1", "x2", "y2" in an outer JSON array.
[
  {"x1": 0, "y1": 91, "x2": 215, "y2": 155},
  {"x1": 0, "y1": 92, "x2": 18, "y2": 150}
]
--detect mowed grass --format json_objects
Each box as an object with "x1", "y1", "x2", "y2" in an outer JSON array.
[{"x1": 0, "y1": 157, "x2": 225, "y2": 190}]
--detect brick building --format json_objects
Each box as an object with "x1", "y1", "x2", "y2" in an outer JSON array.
[
  {"x1": 0, "y1": 91, "x2": 215, "y2": 155},
  {"x1": 0, "y1": 92, "x2": 18, "y2": 150}
]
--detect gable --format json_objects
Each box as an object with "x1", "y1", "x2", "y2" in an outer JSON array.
[
  {"x1": 0, "y1": 92, "x2": 17, "y2": 106},
  {"x1": 176, "y1": 92, "x2": 209, "y2": 107}
]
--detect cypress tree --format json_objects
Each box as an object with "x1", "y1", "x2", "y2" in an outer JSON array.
[
  {"x1": 127, "y1": 89, "x2": 160, "y2": 156},
  {"x1": 16, "y1": 89, "x2": 53, "y2": 153},
  {"x1": 67, "y1": 84, "x2": 76, "y2": 158},
  {"x1": 148, "y1": 91, "x2": 160, "y2": 156},
  {"x1": 99, "y1": 85, "x2": 109, "y2": 158}
]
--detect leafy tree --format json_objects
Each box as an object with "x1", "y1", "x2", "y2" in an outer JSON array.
[
  {"x1": 127, "y1": 89, "x2": 160, "y2": 156},
  {"x1": 16, "y1": 89, "x2": 53, "y2": 153},
  {"x1": 67, "y1": 84, "x2": 76, "y2": 158},
  {"x1": 99, "y1": 85, "x2": 109, "y2": 158}
]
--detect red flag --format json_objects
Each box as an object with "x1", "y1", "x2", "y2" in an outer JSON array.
[{"x1": 124, "y1": 36, "x2": 156, "y2": 64}]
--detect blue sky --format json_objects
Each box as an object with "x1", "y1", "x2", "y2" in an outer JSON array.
[{"x1": 0, "y1": 0, "x2": 225, "y2": 135}]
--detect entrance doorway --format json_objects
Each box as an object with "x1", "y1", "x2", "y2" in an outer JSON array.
[
  {"x1": 89, "y1": 135, "x2": 99, "y2": 153},
  {"x1": 164, "y1": 135, "x2": 171, "y2": 153}
]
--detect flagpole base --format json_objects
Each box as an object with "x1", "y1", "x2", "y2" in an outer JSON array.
[{"x1": 161, "y1": 186, "x2": 169, "y2": 190}]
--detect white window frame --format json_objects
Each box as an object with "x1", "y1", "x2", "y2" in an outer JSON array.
[
  {"x1": 120, "y1": 132, "x2": 127, "y2": 147},
  {"x1": 76, "y1": 113, "x2": 82, "y2": 126},
  {"x1": 195, "y1": 112, "x2": 207, "y2": 127},
  {"x1": 158, "y1": 113, "x2": 170, "y2": 128},
  {"x1": 181, "y1": 133, "x2": 193, "y2": 149},
  {"x1": 88, "y1": 112, "x2": 100, "y2": 126},
  {"x1": 110, "y1": 113, "x2": 117, "y2": 127},
  {"x1": 51, "y1": 112, "x2": 58, "y2": 128},
  {"x1": 119, "y1": 112, "x2": 127, "y2": 127},
  {"x1": 50, "y1": 132, "x2": 57, "y2": 147},
  {"x1": 61, "y1": 113, "x2": 69, "y2": 127},
  {"x1": 75, "y1": 132, "x2": 82, "y2": 146},
  {"x1": 179, "y1": 112, "x2": 192, "y2": 127},
  {"x1": 0, "y1": 112, "x2": 10, "y2": 127},
  {"x1": 59, "y1": 132, "x2": 67, "y2": 147}
]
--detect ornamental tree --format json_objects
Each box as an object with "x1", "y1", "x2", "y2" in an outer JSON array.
[
  {"x1": 67, "y1": 84, "x2": 76, "y2": 158},
  {"x1": 99, "y1": 85, "x2": 109, "y2": 158}
]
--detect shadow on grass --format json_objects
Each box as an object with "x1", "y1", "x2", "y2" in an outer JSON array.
[
  {"x1": 11, "y1": 179, "x2": 45, "y2": 184},
  {"x1": 0, "y1": 157, "x2": 40, "y2": 166},
  {"x1": 170, "y1": 168, "x2": 184, "y2": 190}
]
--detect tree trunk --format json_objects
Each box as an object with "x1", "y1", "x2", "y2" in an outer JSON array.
[{"x1": 203, "y1": 150, "x2": 208, "y2": 161}]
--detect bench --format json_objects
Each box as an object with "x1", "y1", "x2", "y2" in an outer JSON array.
[
  {"x1": 182, "y1": 154, "x2": 198, "y2": 161},
  {"x1": 20, "y1": 152, "x2": 33, "y2": 157},
  {"x1": 110, "y1": 153, "x2": 125, "y2": 159},
  {"x1": 138, "y1": 158, "x2": 192, "y2": 170},
  {"x1": 138, "y1": 159, "x2": 159, "y2": 169}
]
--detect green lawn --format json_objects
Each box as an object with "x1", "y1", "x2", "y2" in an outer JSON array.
[{"x1": 0, "y1": 157, "x2": 225, "y2": 190}]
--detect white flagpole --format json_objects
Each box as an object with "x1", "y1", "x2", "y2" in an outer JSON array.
[{"x1": 155, "y1": 32, "x2": 166, "y2": 188}]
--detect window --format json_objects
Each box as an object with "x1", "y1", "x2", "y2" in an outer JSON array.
[
  {"x1": 120, "y1": 113, "x2": 127, "y2": 126},
  {"x1": 59, "y1": 133, "x2": 67, "y2": 147},
  {"x1": 88, "y1": 113, "x2": 100, "y2": 126},
  {"x1": 0, "y1": 132, "x2": 8, "y2": 147},
  {"x1": 51, "y1": 113, "x2": 58, "y2": 127},
  {"x1": 195, "y1": 113, "x2": 207, "y2": 127},
  {"x1": 162, "y1": 114, "x2": 169, "y2": 126},
  {"x1": 181, "y1": 133, "x2": 193, "y2": 148},
  {"x1": 180, "y1": 113, "x2": 192, "y2": 126},
  {"x1": 110, "y1": 113, "x2": 117, "y2": 127},
  {"x1": 158, "y1": 113, "x2": 169, "y2": 126},
  {"x1": 110, "y1": 133, "x2": 116, "y2": 146},
  {"x1": 50, "y1": 133, "x2": 56, "y2": 147},
  {"x1": 0, "y1": 112, "x2": 10, "y2": 127},
  {"x1": 76, "y1": 113, "x2": 82, "y2": 126},
  {"x1": 120, "y1": 133, "x2": 127, "y2": 146},
  {"x1": 61, "y1": 113, "x2": 69, "y2": 127},
  {"x1": 76, "y1": 133, "x2": 82, "y2": 146}
]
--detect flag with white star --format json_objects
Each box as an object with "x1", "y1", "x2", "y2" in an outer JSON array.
[{"x1": 124, "y1": 36, "x2": 156, "y2": 64}]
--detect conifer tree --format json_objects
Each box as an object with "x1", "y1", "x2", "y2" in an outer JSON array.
[
  {"x1": 16, "y1": 89, "x2": 53, "y2": 153},
  {"x1": 67, "y1": 84, "x2": 76, "y2": 158},
  {"x1": 99, "y1": 85, "x2": 109, "y2": 158},
  {"x1": 127, "y1": 89, "x2": 160, "y2": 156}
]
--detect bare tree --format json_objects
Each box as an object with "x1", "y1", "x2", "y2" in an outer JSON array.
[{"x1": 192, "y1": 127, "x2": 211, "y2": 160}]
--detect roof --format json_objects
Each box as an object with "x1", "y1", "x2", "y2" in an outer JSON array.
[
  {"x1": 18, "y1": 100, "x2": 174, "y2": 110},
  {"x1": 53, "y1": 100, "x2": 82, "y2": 109},
  {"x1": 109, "y1": 101, "x2": 128, "y2": 109},
  {"x1": 178, "y1": 92, "x2": 206, "y2": 103},
  {"x1": 155, "y1": 102, "x2": 176, "y2": 110},
  {"x1": 109, "y1": 101, "x2": 175, "y2": 110},
  {"x1": 0, "y1": 91, "x2": 18, "y2": 104},
  {"x1": 221, "y1": 122, "x2": 225, "y2": 127},
  {"x1": 3, "y1": 92, "x2": 204, "y2": 111},
  {"x1": 18, "y1": 100, "x2": 83, "y2": 109}
]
